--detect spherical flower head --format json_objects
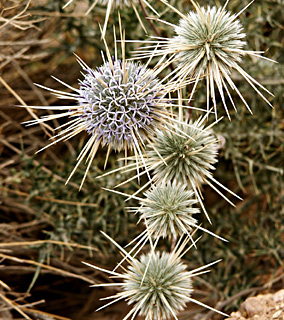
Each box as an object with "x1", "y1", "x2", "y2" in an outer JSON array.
[
  {"x1": 136, "y1": 1, "x2": 274, "y2": 117},
  {"x1": 171, "y1": 6, "x2": 246, "y2": 78},
  {"x1": 122, "y1": 251, "x2": 193, "y2": 320},
  {"x1": 26, "y1": 55, "x2": 170, "y2": 188},
  {"x1": 139, "y1": 181, "x2": 199, "y2": 239},
  {"x1": 79, "y1": 59, "x2": 161, "y2": 152},
  {"x1": 148, "y1": 117, "x2": 218, "y2": 186},
  {"x1": 84, "y1": 234, "x2": 227, "y2": 319}
]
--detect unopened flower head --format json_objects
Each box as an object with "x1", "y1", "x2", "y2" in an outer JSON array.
[
  {"x1": 138, "y1": 181, "x2": 199, "y2": 239},
  {"x1": 171, "y1": 5, "x2": 246, "y2": 78},
  {"x1": 149, "y1": 117, "x2": 218, "y2": 186},
  {"x1": 84, "y1": 234, "x2": 227, "y2": 320},
  {"x1": 25, "y1": 55, "x2": 171, "y2": 188},
  {"x1": 142, "y1": 115, "x2": 241, "y2": 222},
  {"x1": 136, "y1": 0, "x2": 274, "y2": 118},
  {"x1": 121, "y1": 251, "x2": 192, "y2": 320}
]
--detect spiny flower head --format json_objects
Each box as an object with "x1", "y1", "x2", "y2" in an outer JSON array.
[
  {"x1": 84, "y1": 234, "x2": 227, "y2": 320},
  {"x1": 24, "y1": 55, "x2": 172, "y2": 188},
  {"x1": 141, "y1": 115, "x2": 241, "y2": 222},
  {"x1": 149, "y1": 117, "x2": 218, "y2": 186},
  {"x1": 136, "y1": 0, "x2": 274, "y2": 118},
  {"x1": 121, "y1": 250, "x2": 192, "y2": 320},
  {"x1": 101, "y1": 114, "x2": 240, "y2": 222},
  {"x1": 172, "y1": 5, "x2": 246, "y2": 74},
  {"x1": 138, "y1": 181, "x2": 199, "y2": 239},
  {"x1": 79, "y1": 59, "x2": 161, "y2": 152}
]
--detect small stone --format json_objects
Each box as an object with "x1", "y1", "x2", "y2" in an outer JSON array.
[
  {"x1": 274, "y1": 290, "x2": 284, "y2": 303},
  {"x1": 231, "y1": 311, "x2": 242, "y2": 317},
  {"x1": 272, "y1": 309, "x2": 283, "y2": 319},
  {"x1": 241, "y1": 297, "x2": 267, "y2": 317},
  {"x1": 226, "y1": 316, "x2": 246, "y2": 320}
]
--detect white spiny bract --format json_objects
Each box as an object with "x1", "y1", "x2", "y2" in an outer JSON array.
[
  {"x1": 138, "y1": 182, "x2": 199, "y2": 239},
  {"x1": 121, "y1": 251, "x2": 192, "y2": 320},
  {"x1": 25, "y1": 57, "x2": 170, "y2": 188},
  {"x1": 136, "y1": 0, "x2": 274, "y2": 118}
]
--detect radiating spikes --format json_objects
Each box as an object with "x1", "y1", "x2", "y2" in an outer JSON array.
[
  {"x1": 51, "y1": 75, "x2": 80, "y2": 93},
  {"x1": 140, "y1": 237, "x2": 159, "y2": 285},
  {"x1": 132, "y1": 2, "x2": 147, "y2": 34},
  {"x1": 79, "y1": 138, "x2": 101, "y2": 190},
  {"x1": 96, "y1": 295, "x2": 125, "y2": 312},
  {"x1": 189, "y1": 297, "x2": 228, "y2": 317},
  {"x1": 63, "y1": 0, "x2": 73, "y2": 9},
  {"x1": 235, "y1": 0, "x2": 255, "y2": 19},
  {"x1": 208, "y1": 175, "x2": 243, "y2": 200},
  {"x1": 192, "y1": 224, "x2": 228, "y2": 242},
  {"x1": 236, "y1": 64, "x2": 274, "y2": 99},
  {"x1": 191, "y1": 183, "x2": 212, "y2": 224},
  {"x1": 34, "y1": 83, "x2": 79, "y2": 98},
  {"x1": 65, "y1": 136, "x2": 96, "y2": 185},
  {"x1": 134, "y1": 1, "x2": 274, "y2": 116},
  {"x1": 101, "y1": 187, "x2": 143, "y2": 201},
  {"x1": 85, "y1": 0, "x2": 99, "y2": 15},
  {"x1": 82, "y1": 261, "x2": 120, "y2": 277},
  {"x1": 112, "y1": 232, "x2": 149, "y2": 273},
  {"x1": 159, "y1": 0, "x2": 191, "y2": 22},
  {"x1": 101, "y1": 231, "x2": 136, "y2": 264}
]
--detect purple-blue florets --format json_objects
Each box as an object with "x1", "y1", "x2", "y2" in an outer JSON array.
[{"x1": 78, "y1": 60, "x2": 161, "y2": 151}]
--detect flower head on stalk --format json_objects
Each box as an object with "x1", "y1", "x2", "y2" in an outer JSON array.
[
  {"x1": 134, "y1": 0, "x2": 276, "y2": 119},
  {"x1": 23, "y1": 39, "x2": 179, "y2": 188},
  {"x1": 144, "y1": 115, "x2": 242, "y2": 222},
  {"x1": 63, "y1": 0, "x2": 158, "y2": 37},
  {"x1": 102, "y1": 181, "x2": 227, "y2": 257},
  {"x1": 102, "y1": 114, "x2": 241, "y2": 223},
  {"x1": 83, "y1": 233, "x2": 228, "y2": 320}
]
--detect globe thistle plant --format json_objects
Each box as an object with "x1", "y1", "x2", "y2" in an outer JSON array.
[
  {"x1": 24, "y1": 48, "x2": 177, "y2": 188},
  {"x1": 135, "y1": 0, "x2": 275, "y2": 118},
  {"x1": 83, "y1": 233, "x2": 228, "y2": 320}
]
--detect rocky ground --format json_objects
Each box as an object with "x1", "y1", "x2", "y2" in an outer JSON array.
[{"x1": 227, "y1": 289, "x2": 284, "y2": 320}]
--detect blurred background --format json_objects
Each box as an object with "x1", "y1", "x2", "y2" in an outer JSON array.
[{"x1": 0, "y1": 0, "x2": 283, "y2": 319}]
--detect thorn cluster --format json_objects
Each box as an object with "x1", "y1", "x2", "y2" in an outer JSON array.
[
  {"x1": 138, "y1": 181, "x2": 199, "y2": 239},
  {"x1": 135, "y1": 0, "x2": 275, "y2": 118},
  {"x1": 148, "y1": 117, "x2": 218, "y2": 186}
]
